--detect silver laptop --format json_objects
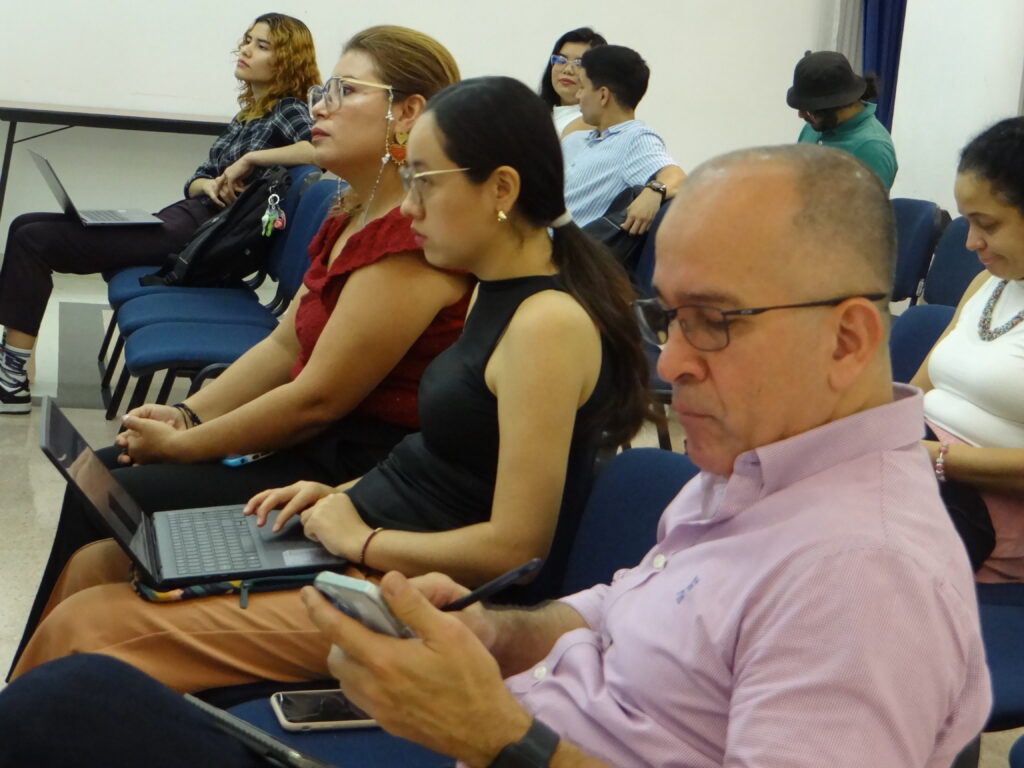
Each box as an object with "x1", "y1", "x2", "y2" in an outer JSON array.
[
  {"x1": 29, "y1": 150, "x2": 162, "y2": 226},
  {"x1": 39, "y1": 398, "x2": 346, "y2": 590}
]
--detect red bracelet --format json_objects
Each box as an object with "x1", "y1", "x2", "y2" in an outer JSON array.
[
  {"x1": 934, "y1": 442, "x2": 949, "y2": 483},
  {"x1": 359, "y1": 527, "x2": 384, "y2": 567}
]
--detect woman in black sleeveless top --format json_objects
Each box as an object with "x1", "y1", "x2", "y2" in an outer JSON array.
[{"x1": 249, "y1": 76, "x2": 655, "y2": 589}]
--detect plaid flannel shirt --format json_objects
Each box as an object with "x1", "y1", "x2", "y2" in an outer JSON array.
[{"x1": 184, "y1": 97, "x2": 313, "y2": 196}]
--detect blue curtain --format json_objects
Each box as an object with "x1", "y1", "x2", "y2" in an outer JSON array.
[{"x1": 862, "y1": 0, "x2": 907, "y2": 132}]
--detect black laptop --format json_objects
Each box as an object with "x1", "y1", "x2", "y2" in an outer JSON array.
[
  {"x1": 39, "y1": 398, "x2": 346, "y2": 589},
  {"x1": 30, "y1": 150, "x2": 162, "y2": 226}
]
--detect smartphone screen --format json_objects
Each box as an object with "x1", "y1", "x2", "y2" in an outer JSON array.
[{"x1": 272, "y1": 690, "x2": 375, "y2": 728}]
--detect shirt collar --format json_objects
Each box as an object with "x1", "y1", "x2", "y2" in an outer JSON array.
[
  {"x1": 584, "y1": 119, "x2": 638, "y2": 144},
  {"x1": 827, "y1": 101, "x2": 877, "y2": 136},
  {"x1": 673, "y1": 384, "x2": 925, "y2": 524}
]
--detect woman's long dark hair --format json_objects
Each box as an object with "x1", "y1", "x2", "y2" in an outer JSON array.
[
  {"x1": 538, "y1": 27, "x2": 607, "y2": 109},
  {"x1": 426, "y1": 76, "x2": 654, "y2": 446}
]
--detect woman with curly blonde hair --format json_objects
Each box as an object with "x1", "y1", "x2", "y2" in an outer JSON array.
[{"x1": 0, "y1": 13, "x2": 320, "y2": 413}]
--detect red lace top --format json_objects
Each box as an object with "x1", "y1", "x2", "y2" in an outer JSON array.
[{"x1": 291, "y1": 207, "x2": 469, "y2": 429}]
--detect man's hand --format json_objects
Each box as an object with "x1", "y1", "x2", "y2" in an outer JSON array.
[
  {"x1": 302, "y1": 573, "x2": 534, "y2": 767},
  {"x1": 621, "y1": 187, "x2": 662, "y2": 235}
]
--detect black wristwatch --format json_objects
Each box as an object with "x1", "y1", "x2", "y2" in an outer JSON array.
[
  {"x1": 487, "y1": 718, "x2": 560, "y2": 767},
  {"x1": 644, "y1": 179, "x2": 667, "y2": 199}
]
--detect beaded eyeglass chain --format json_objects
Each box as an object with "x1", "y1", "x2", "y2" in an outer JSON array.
[{"x1": 977, "y1": 279, "x2": 1024, "y2": 341}]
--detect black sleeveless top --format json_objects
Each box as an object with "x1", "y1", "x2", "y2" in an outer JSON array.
[{"x1": 347, "y1": 274, "x2": 612, "y2": 545}]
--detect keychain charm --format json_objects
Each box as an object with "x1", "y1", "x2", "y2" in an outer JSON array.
[{"x1": 262, "y1": 193, "x2": 282, "y2": 237}]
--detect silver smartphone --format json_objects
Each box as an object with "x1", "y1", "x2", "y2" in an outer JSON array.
[
  {"x1": 313, "y1": 571, "x2": 414, "y2": 638},
  {"x1": 270, "y1": 689, "x2": 377, "y2": 731}
]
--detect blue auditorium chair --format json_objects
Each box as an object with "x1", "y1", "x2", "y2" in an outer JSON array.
[
  {"x1": 98, "y1": 165, "x2": 320, "y2": 393},
  {"x1": 891, "y1": 198, "x2": 946, "y2": 305},
  {"x1": 888, "y1": 304, "x2": 954, "y2": 384},
  {"x1": 922, "y1": 217, "x2": 984, "y2": 307},
  {"x1": 105, "y1": 177, "x2": 336, "y2": 417}
]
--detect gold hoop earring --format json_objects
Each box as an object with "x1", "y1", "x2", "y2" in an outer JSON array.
[{"x1": 497, "y1": 210, "x2": 508, "y2": 223}]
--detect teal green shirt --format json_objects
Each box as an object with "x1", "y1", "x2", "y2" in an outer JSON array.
[{"x1": 797, "y1": 102, "x2": 897, "y2": 190}]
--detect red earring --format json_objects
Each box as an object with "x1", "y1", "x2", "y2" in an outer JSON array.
[{"x1": 388, "y1": 131, "x2": 409, "y2": 166}]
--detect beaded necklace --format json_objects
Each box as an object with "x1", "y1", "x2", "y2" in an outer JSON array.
[{"x1": 978, "y1": 279, "x2": 1024, "y2": 340}]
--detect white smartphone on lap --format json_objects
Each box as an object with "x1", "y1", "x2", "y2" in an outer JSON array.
[
  {"x1": 313, "y1": 572, "x2": 415, "y2": 638},
  {"x1": 270, "y1": 689, "x2": 377, "y2": 731}
]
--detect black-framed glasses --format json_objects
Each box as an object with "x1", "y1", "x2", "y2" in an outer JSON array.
[
  {"x1": 550, "y1": 54, "x2": 583, "y2": 68},
  {"x1": 307, "y1": 76, "x2": 393, "y2": 114},
  {"x1": 399, "y1": 166, "x2": 470, "y2": 206},
  {"x1": 632, "y1": 293, "x2": 888, "y2": 350}
]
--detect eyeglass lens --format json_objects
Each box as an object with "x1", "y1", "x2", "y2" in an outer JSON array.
[{"x1": 635, "y1": 302, "x2": 730, "y2": 351}]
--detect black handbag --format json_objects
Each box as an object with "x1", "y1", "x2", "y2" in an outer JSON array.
[{"x1": 581, "y1": 186, "x2": 647, "y2": 273}]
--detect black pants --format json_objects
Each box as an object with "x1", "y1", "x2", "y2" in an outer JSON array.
[
  {"x1": 7, "y1": 416, "x2": 412, "y2": 678},
  {"x1": 0, "y1": 655, "x2": 266, "y2": 768},
  {"x1": 0, "y1": 198, "x2": 213, "y2": 336}
]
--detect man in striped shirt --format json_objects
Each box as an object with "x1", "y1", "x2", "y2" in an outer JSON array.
[{"x1": 562, "y1": 44, "x2": 685, "y2": 234}]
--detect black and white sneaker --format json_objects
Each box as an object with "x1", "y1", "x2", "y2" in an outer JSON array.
[{"x1": 0, "y1": 379, "x2": 31, "y2": 414}]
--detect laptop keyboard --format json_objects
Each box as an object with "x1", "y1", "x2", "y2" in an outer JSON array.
[
  {"x1": 81, "y1": 209, "x2": 132, "y2": 222},
  {"x1": 167, "y1": 508, "x2": 263, "y2": 576}
]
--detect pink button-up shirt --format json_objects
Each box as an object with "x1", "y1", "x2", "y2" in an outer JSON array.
[{"x1": 506, "y1": 386, "x2": 991, "y2": 767}]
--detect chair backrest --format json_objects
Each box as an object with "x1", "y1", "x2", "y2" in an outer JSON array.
[
  {"x1": 891, "y1": 198, "x2": 945, "y2": 304},
  {"x1": 922, "y1": 217, "x2": 984, "y2": 307},
  {"x1": 888, "y1": 303, "x2": 955, "y2": 383},
  {"x1": 631, "y1": 203, "x2": 672, "y2": 298},
  {"x1": 559, "y1": 447, "x2": 699, "y2": 596},
  {"x1": 263, "y1": 178, "x2": 338, "y2": 312}
]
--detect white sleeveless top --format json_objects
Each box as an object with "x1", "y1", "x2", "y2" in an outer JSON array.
[
  {"x1": 552, "y1": 104, "x2": 582, "y2": 136},
  {"x1": 924, "y1": 276, "x2": 1024, "y2": 448}
]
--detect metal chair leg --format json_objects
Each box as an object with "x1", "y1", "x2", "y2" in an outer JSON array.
[
  {"x1": 97, "y1": 307, "x2": 118, "y2": 361},
  {"x1": 155, "y1": 369, "x2": 177, "y2": 404},
  {"x1": 126, "y1": 372, "x2": 154, "y2": 414},
  {"x1": 106, "y1": 366, "x2": 131, "y2": 420},
  {"x1": 99, "y1": 334, "x2": 125, "y2": 390}
]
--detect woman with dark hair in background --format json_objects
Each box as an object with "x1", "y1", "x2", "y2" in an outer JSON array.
[
  {"x1": 10, "y1": 74, "x2": 653, "y2": 696},
  {"x1": 0, "y1": 13, "x2": 321, "y2": 413},
  {"x1": 912, "y1": 116, "x2": 1024, "y2": 581},
  {"x1": 538, "y1": 26, "x2": 607, "y2": 138}
]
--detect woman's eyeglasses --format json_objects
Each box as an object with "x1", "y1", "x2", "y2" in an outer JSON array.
[
  {"x1": 632, "y1": 293, "x2": 888, "y2": 351},
  {"x1": 307, "y1": 77, "x2": 394, "y2": 114},
  {"x1": 550, "y1": 54, "x2": 583, "y2": 68},
  {"x1": 399, "y1": 167, "x2": 470, "y2": 206}
]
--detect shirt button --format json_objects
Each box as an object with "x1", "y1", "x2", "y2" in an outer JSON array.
[
  {"x1": 653, "y1": 554, "x2": 668, "y2": 570},
  {"x1": 533, "y1": 666, "x2": 547, "y2": 681}
]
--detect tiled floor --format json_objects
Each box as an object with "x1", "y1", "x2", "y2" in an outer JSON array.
[{"x1": 0, "y1": 275, "x2": 1018, "y2": 766}]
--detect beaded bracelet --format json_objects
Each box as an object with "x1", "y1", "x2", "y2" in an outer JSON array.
[
  {"x1": 172, "y1": 402, "x2": 202, "y2": 429},
  {"x1": 934, "y1": 442, "x2": 949, "y2": 484},
  {"x1": 359, "y1": 527, "x2": 385, "y2": 567}
]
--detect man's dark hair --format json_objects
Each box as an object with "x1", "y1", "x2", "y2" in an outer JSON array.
[
  {"x1": 959, "y1": 116, "x2": 1024, "y2": 215},
  {"x1": 580, "y1": 45, "x2": 649, "y2": 110}
]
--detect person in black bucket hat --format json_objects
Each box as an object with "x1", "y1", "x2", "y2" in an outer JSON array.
[{"x1": 788, "y1": 51, "x2": 898, "y2": 190}]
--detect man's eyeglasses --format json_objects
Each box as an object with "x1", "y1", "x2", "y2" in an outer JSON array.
[
  {"x1": 307, "y1": 77, "x2": 393, "y2": 114},
  {"x1": 399, "y1": 166, "x2": 470, "y2": 206},
  {"x1": 550, "y1": 54, "x2": 583, "y2": 69},
  {"x1": 632, "y1": 293, "x2": 888, "y2": 351}
]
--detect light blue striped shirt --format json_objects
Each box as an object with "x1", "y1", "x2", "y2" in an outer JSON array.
[{"x1": 562, "y1": 120, "x2": 675, "y2": 227}]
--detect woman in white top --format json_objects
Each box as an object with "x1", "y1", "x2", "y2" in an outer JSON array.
[
  {"x1": 912, "y1": 116, "x2": 1024, "y2": 582},
  {"x1": 538, "y1": 27, "x2": 606, "y2": 138}
]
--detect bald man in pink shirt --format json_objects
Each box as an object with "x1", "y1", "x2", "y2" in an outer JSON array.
[{"x1": 307, "y1": 144, "x2": 991, "y2": 768}]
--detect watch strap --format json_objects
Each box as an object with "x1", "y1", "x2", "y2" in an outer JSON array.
[
  {"x1": 644, "y1": 180, "x2": 667, "y2": 198},
  {"x1": 487, "y1": 718, "x2": 560, "y2": 768}
]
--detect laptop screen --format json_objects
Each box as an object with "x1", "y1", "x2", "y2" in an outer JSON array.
[{"x1": 39, "y1": 399, "x2": 153, "y2": 571}]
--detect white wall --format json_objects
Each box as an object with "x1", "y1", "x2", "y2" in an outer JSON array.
[
  {"x1": 0, "y1": 0, "x2": 837, "y2": 237},
  {"x1": 890, "y1": 0, "x2": 1024, "y2": 212}
]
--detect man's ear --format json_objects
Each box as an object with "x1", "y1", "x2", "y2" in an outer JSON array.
[
  {"x1": 827, "y1": 299, "x2": 886, "y2": 390},
  {"x1": 393, "y1": 94, "x2": 427, "y2": 136},
  {"x1": 490, "y1": 165, "x2": 521, "y2": 217}
]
